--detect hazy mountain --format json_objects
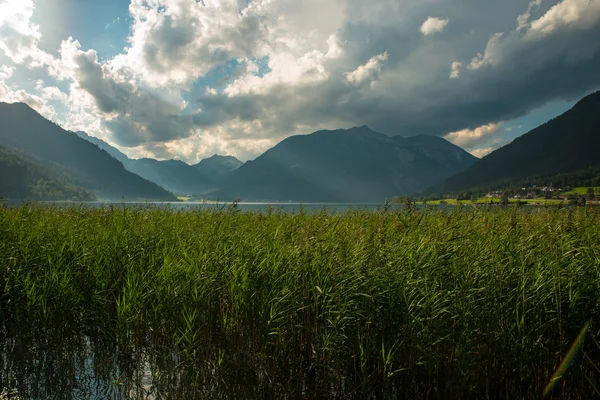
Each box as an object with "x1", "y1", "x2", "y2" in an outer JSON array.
[
  {"x1": 214, "y1": 126, "x2": 477, "y2": 202},
  {"x1": 425, "y1": 91, "x2": 600, "y2": 195},
  {"x1": 75, "y1": 132, "x2": 226, "y2": 195},
  {"x1": 0, "y1": 144, "x2": 94, "y2": 201},
  {"x1": 0, "y1": 102, "x2": 176, "y2": 201},
  {"x1": 125, "y1": 158, "x2": 215, "y2": 196},
  {"x1": 193, "y1": 155, "x2": 243, "y2": 185}
]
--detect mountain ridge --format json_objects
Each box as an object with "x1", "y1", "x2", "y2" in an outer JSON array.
[
  {"x1": 424, "y1": 90, "x2": 600, "y2": 195},
  {"x1": 214, "y1": 126, "x2": 477, "y2": 202},
  {"x1": 0, "y1": 102, "x2": 176, "y2": 201},
  {"x1": 74, "y1": 131, "x2": 243, "y2": 195}
]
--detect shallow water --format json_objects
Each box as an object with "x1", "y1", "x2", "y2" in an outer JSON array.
[{"x1": 0, "y1": 325, "x2": 335, "y2": 399}]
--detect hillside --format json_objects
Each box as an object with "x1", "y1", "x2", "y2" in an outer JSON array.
[
  {"x1": 425, "y1": 91, "x2": 600, "y2": 195},
  {"x1": 214, "y1": 126, "x2": 477, "y2": 202},
  {"x1": 0, "y1": 145, "x2": 94, "y2": 201},
  {"x1": 0, "y1": 103, "x2": 176, "y2": 201}
]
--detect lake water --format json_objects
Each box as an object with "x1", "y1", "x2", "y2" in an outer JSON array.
[
  {"x1": 0, "y1": 324, "x2": 349, "y2": 399},
  {"x1": 17, "y1": 200, "x2": 458, "y2": 213},
  {"x1": 21, "y1": 200, "x2": 398, "y2": 212},
  {"x1": 7, "y1": 199, "x2": 580, "y2": 214}
]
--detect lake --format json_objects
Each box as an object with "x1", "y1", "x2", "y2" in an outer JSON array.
[{"x1": 15, "y1": 200, "x2": 462, "y2": 213}]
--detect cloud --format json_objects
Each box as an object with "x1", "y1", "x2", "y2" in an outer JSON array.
[
  {"x1": 517, "y1": 0, "x2": 543, "y2": 30},
  {"x1": 51, "y1": 38, "x2": 199, "y2": 147},
  {"x1": 470, "y1": 146, "x2": 496, "y2": 158},
  {"x1": 224, "y1": 49, "x2": 335, "y2": 96},
  {"x1": 0, "y1": 65, "x2": 14, "y2": 80},
  {"x1": 0, "y1": 85, "x2": 57, "y2": 120},
  {"x1": 345, "y1": 52, "x2": 389, "y2": 86},
  {"x1": 528, "y1": 0, "x2": 600, "y2": 36},
  {"x1": 79, "y1": 0, "x2": 600, "y2": 160},
  {"x1": 467, "y1": 0, "x2": 600, "y2": 71},
  {"x1": 104, "y1": 17, "x2": 120, "y2": 31},
  {"x1": 117, "y1": 0, "x2": 346, "y2": 88},
  {"x1": 420, "y1": 17, "x2": 450, "y2": 36},
  {"x1": 0, "y1": 0, "x2": 56, "y2": 70},
  {"x1": 2, "y1": 0, "x2": 600, "y2": 163},
  {"x1": 444, "y1": 122, "x2": 504, "y2": 149},
  {"x1": 449, "y1": 61, "x2": 463, "y2": 78},
  {"x1": 38, "y1": 86, "x2": 68, "y2": 103}
]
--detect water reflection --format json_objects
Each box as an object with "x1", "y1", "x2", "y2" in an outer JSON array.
[
  {"x1": 39, "y1": 201, "x2": 401, "y2": 214},
  {"x1": 0, "y1": 323, "x2": 326, "y2": 399}
]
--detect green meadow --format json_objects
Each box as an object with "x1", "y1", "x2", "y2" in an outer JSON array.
[
  {"x1": 421, "y1": 198, "x2": 567, "y2": 206},
  {"x1": 1, "y1": 203, "x2": 599, "y2": 398},
  {"x1": 561, "y1": 187, "x2": 600, "y2": 196}
]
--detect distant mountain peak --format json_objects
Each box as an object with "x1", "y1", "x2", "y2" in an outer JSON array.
[{"x1": 193, "y1": 154, "x2": 243, "y2": 185}]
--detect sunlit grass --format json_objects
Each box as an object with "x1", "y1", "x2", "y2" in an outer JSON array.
[
  {"x1": 562, "y1": 186, "x2": 600, "y2": 195},
  {"x1": 0, "y1": 203, "x2": 599, "y2": 397},
  {"x1": 421, "y1": 197, "x2": 567, "y2": 205}
]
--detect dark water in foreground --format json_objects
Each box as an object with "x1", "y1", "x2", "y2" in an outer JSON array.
[{"x1": 0, "y1": 325, "x2": 341, "y2": 399}]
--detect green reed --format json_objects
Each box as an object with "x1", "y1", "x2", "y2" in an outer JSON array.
[{"x1": 0, "y1": 203, "x2": 599, "y2": 398}]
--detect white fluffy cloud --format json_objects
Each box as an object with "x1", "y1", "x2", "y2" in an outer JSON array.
[
  {"x1": 420, "y1": 17, "x2": 450, "y2": 36},
  {"x1": 345, "y1": 52, "x2": 389, "y2": 86},
  {"x1": 449, "y1": 61, "x2": 463, "y2": 78},
  {"x1": 528, "y1": 0, "x2": 600, "y2": 36},
  {"x1": 517, "y1": 0, "x2": 543, "y2": 30},
  {"x1": 466, "y1": 0, "x2": 600, "y2": 71},
  {"x1": 116, "y1": 0, "x2": 346, "y2": 88},
  {"x1": 0, "y1": 0, "x2": 57, "y2": 70},
  {"x1": 0, "y1": 65, "x2": 14, "y2": 80},
  {"x1": 444, "y1": 122, "x2": 504, "y2": 149},
  {"x1": 470, "y1": 146, "x2": 496, "y2": 158}
]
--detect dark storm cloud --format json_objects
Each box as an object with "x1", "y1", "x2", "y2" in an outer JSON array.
[
  {"x1": 183, "y1": 0, "x2": 600, "y2": 143},
  {"x1": 13, "y1": 0, "x2": 596, "y2": 160}
]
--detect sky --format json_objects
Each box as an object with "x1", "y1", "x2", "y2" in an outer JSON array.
[{"x1": 1, "y1": 0, "x2": 600, "y2": 163}]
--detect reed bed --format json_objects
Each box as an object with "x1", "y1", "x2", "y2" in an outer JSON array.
[{"x1": 0, "y1": 203, "x2": 599, "y2": 398}]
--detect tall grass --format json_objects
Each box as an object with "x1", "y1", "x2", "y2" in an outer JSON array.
[{"x1": 0, "y1": 203, "x2": 599, "y2": 398}]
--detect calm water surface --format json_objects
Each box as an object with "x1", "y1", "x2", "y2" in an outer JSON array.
[{"x1": 22, "y1": 200, "x2": 461, "y2": 213}]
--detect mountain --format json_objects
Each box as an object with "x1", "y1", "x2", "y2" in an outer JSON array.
[
  {"x1": 0, "y1": 144, "x2": 94, "y2": 201},
  {"x1": 75, "y1": 132, "x2": 225, "y2": 195},
  {"x1": 125, "y1": 158, "x2": 215, "y2": 196},
  {"x1": 425, "y1": 91, "x2": 600, "y2": 195},
  {"x1": 213, "y1": 126, "x2": 478, "y2": 202},
  {"x1": 0, "y1": 102, "x2": 176, "y2": 201},
  {"x1": 75, "y1": 131, "x2": 130, "y2": 165},
  {"x1": 193, "y1": 155, "x2": 243, "y2": 185}
]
